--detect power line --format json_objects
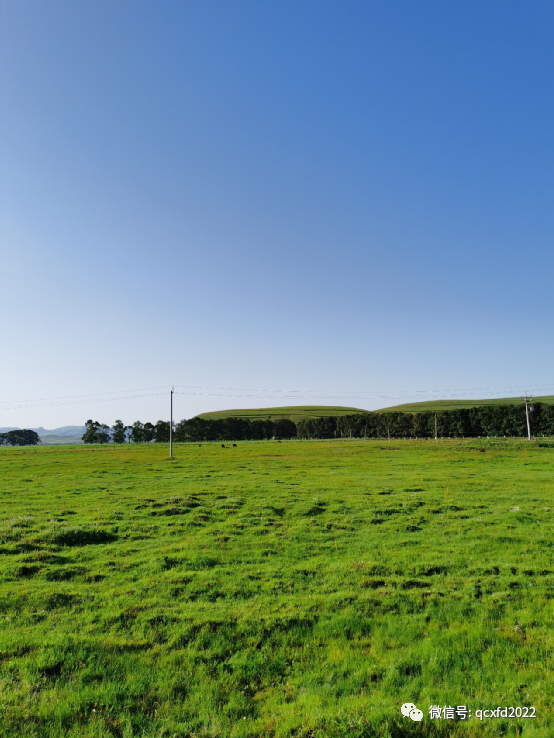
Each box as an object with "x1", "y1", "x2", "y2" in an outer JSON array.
[
  {"x1": 174, "y1": 381, "x2": 554, "y2": 395},
  {"x1": 0, "y1": 385, "x2": 169, "y2": 406},
  {"x1": 2, "y1": 381, "x2": 554, "y2": 412},
  {"x1": 1, "y1": 392, "x2": 169, "y2": 411}
]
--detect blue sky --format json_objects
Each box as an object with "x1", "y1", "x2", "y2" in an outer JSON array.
[{"x1": 1, "y1": 0, "x2": 553, "y2": 427}]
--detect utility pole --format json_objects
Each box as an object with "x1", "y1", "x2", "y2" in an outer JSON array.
[
  {"x1": 170, "y1": 386, "x2": 173, "y2": 458},
  {"x1": 524, "y1": 393, "x2": 532, "y2": 441},
  {"x1": 387, "y1": 424, "x2": 390, "y2": 444},
  {"x1": 435, "y1": 414, "x2": 437, "y2": 446}
]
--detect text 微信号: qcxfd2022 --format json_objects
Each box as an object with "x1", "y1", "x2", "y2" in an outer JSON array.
[{"x1": 429, "y1": 706, "x2": 537, "y2": 720}]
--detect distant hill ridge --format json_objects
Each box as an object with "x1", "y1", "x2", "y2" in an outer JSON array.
[
  {"x1": 197, "y1": 397, "x2": 554, "y2": 421},
  {"x1": 196, "y1": 406, "x2": 367, "y2": 422},
  {"x1": 377, "y1": 396, "x2": 554, "y2": 413},
  {"x1": 0, "y1": 426, "x2": 86, "y2": 437}
]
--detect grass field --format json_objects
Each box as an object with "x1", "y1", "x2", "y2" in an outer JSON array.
[
  {"x1": 377, "y1": 397, "x2": 554, "y2": 413},
  {"x1": 196, "y1": 406, "x2": 366, "y2": 422},
  {"x1": 2, "y1": 439, "x2": 554, "y2": 737}
]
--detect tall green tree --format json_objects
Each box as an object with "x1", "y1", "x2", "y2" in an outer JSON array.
[
  {"x1": 143, "y1": 422, "x2": 156, "y2": 443},
  {"x1": 82, "y1": 420, "x2": 111, "y2": 444},
  {"x1": 82, "y1": 420, "x2": 99, "y2": 444},
  {"x1": 154, "y1": 421, "x2": 170, "y2": 443},
  {"x1": 112, "y1": 420, "x2": 127, "y2": 444},
  {"x1": 130, "y1": 421, "x2": 144, "y2": 443}
]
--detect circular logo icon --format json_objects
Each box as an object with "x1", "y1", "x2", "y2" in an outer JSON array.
[{"x1": 401, "y1": 703, "x2": 423, "y2": 721}]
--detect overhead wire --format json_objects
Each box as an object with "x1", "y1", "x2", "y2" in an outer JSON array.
[
  {"x1": 1, "y1": 381, "x2": 554, "y2": 412},
  {"x1": 0, "y1": 385, "x2": 170, "y2": 406}
]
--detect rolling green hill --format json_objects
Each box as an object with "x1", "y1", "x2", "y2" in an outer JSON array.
[
  {"x1": 377, "y1": 395, "x2": 554, "y2": 413},
  {"x1": 197, "y1": 397, "x2": 554, "y2": 420},
  {"x1": 196, "y1": 405, "x2": 367, "y2": 422}
]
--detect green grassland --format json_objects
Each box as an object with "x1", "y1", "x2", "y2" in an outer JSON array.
[
  {"x1": 197, "y1": 406, "x2": 367, "y2": 422},
  {"x1": 377, "y1": 396, "x2": 554, "y2": 413},
  {"x1": 1, "y1": 440, "x2": 554, "y2": 737}
]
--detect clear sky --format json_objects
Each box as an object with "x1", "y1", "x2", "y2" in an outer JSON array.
[{"x1": 1, "y1": 0, "x2": 553, "y2": 428}]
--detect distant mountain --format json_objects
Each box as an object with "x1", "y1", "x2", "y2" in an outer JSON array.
[
  {"x1": 34, "y1": 426, "x2": 86, "y2": 437},
  {"x1": 0, "y1": 426, "x2": 86, "y2": 437}
]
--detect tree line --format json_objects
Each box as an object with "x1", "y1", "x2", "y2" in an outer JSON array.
[
  {"x1": 81, "y1": 403, "x2": 553, "y2": 444},
  {"x1": 297, "y1": 403, "x2": 554, "y2": 439},
  {"x1": 81, "y1": 417, "x2": 297, "y2": 443},
  {"x1": 1, "y1": 404, "x2": 549, "y2": 447},
  {"x1": 82, "y1": 419, "x2": 168, "y2": 444}
]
